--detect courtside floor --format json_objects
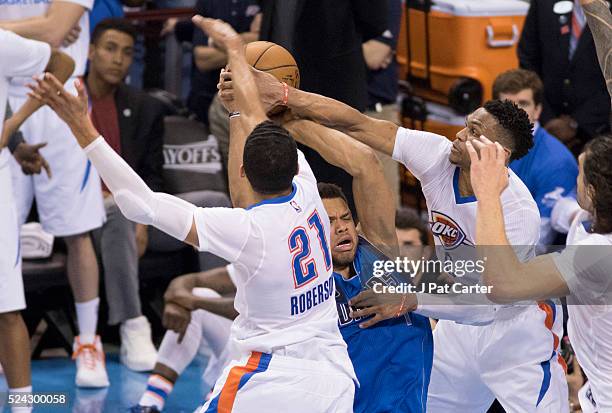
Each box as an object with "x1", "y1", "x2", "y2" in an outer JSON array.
[{"x1": 0, "y1": 353, "x2": 211, "y2": 413}]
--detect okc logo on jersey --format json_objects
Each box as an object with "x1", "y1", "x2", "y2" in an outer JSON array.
[{"x1": 430, "y1": 211, "x2": 466, "y2": 249}]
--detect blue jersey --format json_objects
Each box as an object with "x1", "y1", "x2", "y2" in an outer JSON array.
[
  {"x1": 334, "y1": 237, "x2": 434, "y2": 413},
  {"x1": 510, "y1": 125, "x2": 578, "y2": 219}
]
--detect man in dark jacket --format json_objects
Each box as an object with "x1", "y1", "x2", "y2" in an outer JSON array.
[
  {"x1": 258, "y1": 0, "x2": 388, "y2": 213},
  {"x1": 518, "y1": 0, "x2": 611, "y2": 154},
  {"x1": 86, "y1": 18, "x2": 166, "y2": 371}
]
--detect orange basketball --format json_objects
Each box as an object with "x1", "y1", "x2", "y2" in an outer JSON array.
[{"x1": 245, "y1": 41, "x2": 300, "y2": 89}]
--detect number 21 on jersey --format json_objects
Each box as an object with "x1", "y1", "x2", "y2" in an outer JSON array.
[{"x1": 289, "y1": 210, "x2": 332, "y2": 289}]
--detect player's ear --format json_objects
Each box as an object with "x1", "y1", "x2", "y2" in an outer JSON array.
[
  {"x1": 503, "y1": 146, "x2": 511, "y2": 164},
  {"x1": 88, "y1": 44, "x2": 95, "y2": 60},
  {"x1": 239, "y1": 164, "x2": 246, "y2": 178}
]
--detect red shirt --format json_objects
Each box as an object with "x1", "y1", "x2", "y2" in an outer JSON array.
[{"x1": 90, "y1": 92, "x2": 121, "y2": 192}]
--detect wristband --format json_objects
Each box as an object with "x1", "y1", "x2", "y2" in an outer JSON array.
[
  {"x1": 8, "y1": 132, "x2": 25, "y2": 154},
  {"x1": 281, "y1": 82, "x2": 289, "y2": 106},
  {"x1": 229, "y1": 111, "x2": 241, "y2": 119},
  {"x1": 395, "y1": 293, "x2": 408, "y2": 318}
]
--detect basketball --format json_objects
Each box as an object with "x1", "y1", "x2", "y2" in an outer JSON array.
[{"x1": 245, "y1": 41, "x2": 300, "y2": 89}]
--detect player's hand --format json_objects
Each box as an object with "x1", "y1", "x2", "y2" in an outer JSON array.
[
  {"x1": 217, "y1": 68, "x2": 236, "y2": 112},
  {"x1": 162, "y1": 302, "x2": 191, "y2": 343},
  {"x1": 62, "y1": 23, "x2": 81, "y2": 47},
  {"x1": 466, "y1": 135, "x2": 509, "y2": 201},
  {"x1": 251, "y1": 68, "x2": 286, "y2": 113},
  {"x1": 135, "y1": 224, "x2": 148, "y2": 258},
  {"x1": 28, "y1": 75, "x2": 97, "y2": 144},
  {"x1": 192, "y1": 15, "x2": 243, "y2": 53},
  {"x1": 348, "y1": 289, "x2": 417, "y2": 328},
  {"x1": 13, "y1": 142, "x2": 52, "y2": 177},
  {"x1": 164, "y1": 275, "x2": 197, "y2": 311}
]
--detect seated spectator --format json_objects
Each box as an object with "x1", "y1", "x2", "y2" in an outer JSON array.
[
  {"x1": 395, "y1": 207, "x2": 433, "y2": 286},
  {"x1": 493, "y1": 68, "x2": 578, "y2": 248},
  {"x1": 86, "y1": 18, "x2": 164, "y2": 371}
]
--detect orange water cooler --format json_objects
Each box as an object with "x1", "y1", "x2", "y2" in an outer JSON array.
[{"x1": 396, "y1": 0, "x2": 529, "y2": 209}]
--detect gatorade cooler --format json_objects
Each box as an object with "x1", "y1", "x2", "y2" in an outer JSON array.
[{"x1": 402, "y1": 0, "x2": 529, "y2": 115}]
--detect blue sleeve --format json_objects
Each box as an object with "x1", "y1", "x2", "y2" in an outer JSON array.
[{"x1": 535, "y1": 156, "x2": 578, "y2": 218}]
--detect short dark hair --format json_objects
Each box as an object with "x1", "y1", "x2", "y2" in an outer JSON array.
[
  {"x1": 317, "y1": 182, "x2": 349, "y2": 205},
  {"x1": 243, "y1": 121, "x2": 298, "y2": 194},
  {"x1": 91, "y1": 18, "x2": 137, "y2": 45},
  {"x1": 492, "y1": 69, "x2": 544, "y2": 106},
  {"x1": 395, "y1": 207, "x2": 429, "y2": 245},
  {"x1": 483, "y1": 99, "x2": 534, "y2": 161},
  {"x1": 583, "y1": 135, "x2": 612, "y2": 234}
]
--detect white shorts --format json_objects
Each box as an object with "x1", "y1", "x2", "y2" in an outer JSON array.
[
  {"x1": 8, "y1": 85, "x2": 105, "y2": 236},
  {"x1": 199, "y1": 352, "x2": 355, "y2": 413},
  {"x1": 0, "y1": 151, "x2": 26, "y2": 313},
  {"x1": 428, "y1": 303, "x2": 569, "y2": 413}
]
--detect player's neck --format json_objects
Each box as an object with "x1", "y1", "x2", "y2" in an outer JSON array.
[
  {"x1": 334, "y1": 264, "x2": 353, "y2": 279},
  {"x1": 86, "y1": 72, "x2": 116, "y2": 99},
  {"x1": 252, "y1": 187, "x2": 293, "y2": 203},
  {"x1": 458, "y1": 168, "x2": 475, "y2": 198}
]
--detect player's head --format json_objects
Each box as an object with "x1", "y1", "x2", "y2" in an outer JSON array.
[
  {"x1": 242, "y1": 120, "x2": 298, "y2": 195},
  {"x1": 318, "y1": 183, "x2": 358, "y2": 269},
  {"x1": 451, "y1": 99, "x2": 534, "y2": 168},
  {"x1": 577, "y1": 135, "x2": 612, "y2": 233},
  {"x1": 493, "y1": 69, "x2": 544, "y2": 124},
  {"x1": 89, "y1": 19, "x2": 137, "y2": 86}
]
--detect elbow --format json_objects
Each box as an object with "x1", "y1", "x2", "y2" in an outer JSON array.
[
  {"x1": 484, "y1": 275, "x2": 517, "y2": 304},
  {"x1": 352, "y1": 147, "x2": 381, "y2": 176}
]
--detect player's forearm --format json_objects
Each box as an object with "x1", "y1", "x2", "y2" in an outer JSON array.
[
  {"x1": 1, "y1": 2, "x2": 85, "y2": 47},
  {"x1": 284, "y1": 119, "x2": 370, "y2": 177},
  {"x1": 191, "y1": 297, "x2": 238, "y2": 320},
  {"x1": 6, "y1": 51, "x2": 75, "y2": 141},
  {"x1": 191, "y1": 267, "x2": 237, "y2": 295},
  {"x1": 228, "y1": 115, "x2": 254, "y2": 208},
  {"x1": 284, "y1": 88, "x2": 398, "y2": 155},
  {"x1": 581, "y1": 0, "x2": 612, "y2": 97},
  {"x1": 475, "y1": 196, "x2": 526, "y2": 301},
  {"x1": 226, "y1": 47, "x2": 267, "y2": 130}
]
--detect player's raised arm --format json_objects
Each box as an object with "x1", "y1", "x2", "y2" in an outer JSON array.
[
  {"x1": 28, "y1": 74, "x2": 202, "y2": 248},
  {"x1": 284, "y1": 119, "x2": 398, "y2": 257},
  {"x1": 467, "y1": 137, "x2": 570, "y2": 302},
  {"x1": 252, "y1": 71, "x2": 399, "y2": 155},
  {"x1": 192, "y1": 16, "x2": 268, "y2": 208},
  {"x1": 1, "y1": 49, "x2": 74, "y2": 149}
]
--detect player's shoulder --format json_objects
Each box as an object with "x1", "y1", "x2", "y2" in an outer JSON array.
[{"x1": 503, "y1": 170, "x2": 540, "y2": 215}]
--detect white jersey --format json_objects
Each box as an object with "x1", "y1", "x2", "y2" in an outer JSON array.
[
  {"x1": 392, "y1": 128, "x2": 540, "y2": 319},
  {"x1": 194, "y1": 151, "x2": 355, "y2": 380},
  {"x1": 553, "y1": 211, "x2": 612, "y2": 410},
  {"x1": 0, "y1": 0, "x2": 93, "y2": 95},
  {"x1": 0, "y1": 30, "x2": 50, "y2": 312}
]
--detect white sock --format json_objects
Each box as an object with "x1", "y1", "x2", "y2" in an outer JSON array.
[
  {"x1": 139, "y1": 374, "x2": 174, "y2": 411},
  {"x1": 9, "y1": 385, "x2": 33, "y2": 413},
  {"x1": 75, "y1": 297, "x2": 99, "y2": 344},
  {"x1": 123, "y1": 315, "x2": 147, "y2": 330}
]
